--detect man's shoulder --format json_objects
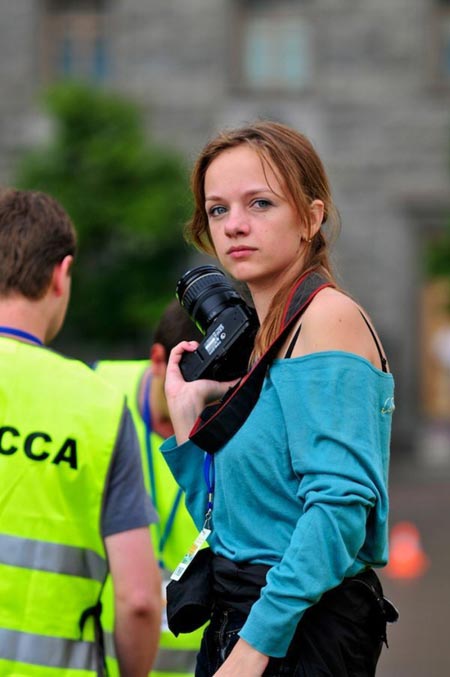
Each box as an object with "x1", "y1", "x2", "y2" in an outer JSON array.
[
  {"x1": 94, "y1": 359, "x2": 148, "y2": 370},
  {"x1": 91, "y1": 359, "x2": 148, "y2": 382},
  {"x1": 44, "y1": 348, "x2": 127, "y2": 405}
]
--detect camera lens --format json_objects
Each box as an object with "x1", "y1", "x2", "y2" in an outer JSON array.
[{"x1": 176, "y1": 265, "x2": 242, "y2": 333}]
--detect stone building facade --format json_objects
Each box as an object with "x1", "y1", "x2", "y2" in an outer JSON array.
[{"x1": 0, "y1": 0, "x2": 449, "y2": 452}]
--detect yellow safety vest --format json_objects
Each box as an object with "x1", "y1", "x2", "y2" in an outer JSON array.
[
  {"x1": 94, "y1": 361, "x2": 204, "y2": 677},
  {"x1": 0, "y1": 337, "x2": 125, "y2": 677}
]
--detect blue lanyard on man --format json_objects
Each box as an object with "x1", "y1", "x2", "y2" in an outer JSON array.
[
  {"x1": 0, "y1": 326, "x2": 43, "y2": 346},
  {"x1": 142, "y1": 373, "x2": 183, "y2": 571}
]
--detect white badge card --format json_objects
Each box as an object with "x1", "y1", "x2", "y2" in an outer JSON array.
[{"x1": 170, "y1": 527, "x2": 211, "y2": 582}]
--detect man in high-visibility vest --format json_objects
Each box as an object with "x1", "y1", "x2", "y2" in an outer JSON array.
[
  {"x1": 0, "y1": 188, "x2": 162, "y2": 677},
  {"x1": 94, "y1": 300, "x2": 205, "y2": 677}
]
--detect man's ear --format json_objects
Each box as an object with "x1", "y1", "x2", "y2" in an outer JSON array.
[
  {"x1": 150, "y1": 343, "x2": 168, "y2": 377},
  {"x1": 52, "y1": 255, "x2": 73, "y2": 297}
]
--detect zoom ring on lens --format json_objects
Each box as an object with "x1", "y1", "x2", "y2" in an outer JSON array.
[{"x1": 179, "y1": 271, "x2": 226, "y2": 312}]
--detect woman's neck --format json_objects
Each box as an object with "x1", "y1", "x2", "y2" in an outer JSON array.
[
  {"x1": 249, "y1": 296, "x2": 270, "y2": 325},
  {"x1": 248, "y1": 278, "x2": 293, "y2": 325},
  {"x1": 247, "y1": 261, "x2": 309, "y2": 324}
]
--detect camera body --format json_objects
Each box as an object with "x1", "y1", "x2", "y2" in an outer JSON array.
[{"x1": 176, "y1": 265, "x2": 258, "y2": 382}]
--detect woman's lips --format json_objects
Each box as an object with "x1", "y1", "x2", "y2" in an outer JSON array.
[{"x1": 227, "y1": 246, "x2": 256, "y2": 259}]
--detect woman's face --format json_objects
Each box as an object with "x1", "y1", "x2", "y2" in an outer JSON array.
[{"x1": 204, "y1": 144, "x2": 307, "y2": 297}]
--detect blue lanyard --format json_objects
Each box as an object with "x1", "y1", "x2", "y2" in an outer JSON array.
[
  {"x1": 0, "y1": 326, "x2": 43, "y2": 346},
  {"x1": 203, "y1": 453, "x2": 215, "y2": 528},
  {"x1": 142, "y1": 372, "x2": 183, "y2": 569}
]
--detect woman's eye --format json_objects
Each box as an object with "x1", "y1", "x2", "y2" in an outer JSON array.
[
  {"x1": 208, "y1": 205, "x2": 227, "y2": 217},
  {"x1": 253, "y1": 199, "x2": 272, "y2": 209}
]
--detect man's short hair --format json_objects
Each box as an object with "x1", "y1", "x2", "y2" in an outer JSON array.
[
  {"x1": 0, "y1": 189, "x2": 77, "y2": 299},
  {"x1": 153, "y1": 299, "x2": 202, "y2": 358}
]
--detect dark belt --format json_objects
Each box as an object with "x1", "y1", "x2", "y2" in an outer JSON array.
[
  {"x1": 211, "y1": 555, "x2": 270, "y2": 614},
  {"x1": 211, "y1": 556, "x2": 398, "y2": 628}
]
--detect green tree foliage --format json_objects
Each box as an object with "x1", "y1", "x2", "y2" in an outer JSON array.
[
  {"x1": 426, "y1": 220, "x2": 450, "y2": 279},
  {"x1": 15, "y1": 82, "x2": 192, "y2": 354}
]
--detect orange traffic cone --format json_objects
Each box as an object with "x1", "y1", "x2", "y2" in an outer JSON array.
[{"x1": 384, "y1": 521, "x2": 430, "y2": 579}]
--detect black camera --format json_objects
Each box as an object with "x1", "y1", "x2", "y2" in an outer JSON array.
[{"x1": 176, "y1": 265, "x2": 258, "y2": 382}]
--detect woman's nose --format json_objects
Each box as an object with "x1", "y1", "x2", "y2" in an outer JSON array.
[{"x1": 224, "y1": 208, "x2": 249, "y2": 236}]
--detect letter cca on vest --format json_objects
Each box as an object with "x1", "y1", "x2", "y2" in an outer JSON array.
[{"x1": 0, "y1": 426, "x2": 78, "y2": 470}]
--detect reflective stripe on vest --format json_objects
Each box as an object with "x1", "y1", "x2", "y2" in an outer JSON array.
[
  {"x1": 104, "y1": 631, "x2": 197, "y2": 674},
  {"x1": 0, "y1": 533, "x2": 107, "y2": 582},
  {"x1": 0, "y1": 627, "x2": 96, "y2": 671},
  {"x1": 153, "y1": 648, "x2": 198, "y2": 674}
]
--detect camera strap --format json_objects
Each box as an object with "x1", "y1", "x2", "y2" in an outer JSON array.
[{"x1": 189, "y1": 270, "x2": 333, "y2": 453}]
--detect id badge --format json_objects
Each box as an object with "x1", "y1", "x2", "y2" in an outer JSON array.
[{"x1": 170, "y1": 527, "x2": 211, "y2": 582}]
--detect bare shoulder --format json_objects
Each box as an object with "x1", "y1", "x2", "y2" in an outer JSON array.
[
  {"x1": 303, "y1": 287, "x2": 361, "y2": 325},
  {"x1": 291, "y1": 287, "x2": 386, "y2": 368}
]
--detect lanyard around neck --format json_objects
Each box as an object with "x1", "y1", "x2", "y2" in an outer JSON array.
[
  {"x1": 142, "y1": 371, "x2": 183, "y2": 569},
  {"x1": 0, "y1": 326, "x2": 43, "y2": 346},
  {"x1": 203, "y1": 453, "x2": 215, "y2": 515}
]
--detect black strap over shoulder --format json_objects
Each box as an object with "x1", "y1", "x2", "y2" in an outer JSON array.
[{"x1": 189, "y1": 271, "x2": 332, "y2": 453}]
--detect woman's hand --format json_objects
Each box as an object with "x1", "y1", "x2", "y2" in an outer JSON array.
[
  {"x1": 213, "y1": 639, "x2": 269, "y2": 676},
  {"x1": 165, "y1": 341, "x2": 238, "y2": 444}
]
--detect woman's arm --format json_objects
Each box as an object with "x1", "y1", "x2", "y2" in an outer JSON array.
[
  {"x1": 161, "y1": 340, "x2": 240, "y2": 529},
  {"x1": 239, "y1": 354, "x2": 393, "y2": 657}
]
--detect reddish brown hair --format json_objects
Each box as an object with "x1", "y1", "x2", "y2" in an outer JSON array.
[{"x1": 185, "y1": 120, "x2": 340, "y2": 357}]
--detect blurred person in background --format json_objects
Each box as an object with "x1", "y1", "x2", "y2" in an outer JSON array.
[
  {"x1": 0, "y1": 189, "x2": 161, "y2": 677},
  {"x1": 93, "y1": 299, "x2": 204, "y2": 677},
  {"x1": 162, "y1": 121, "x2": 398, "y2": 676}
]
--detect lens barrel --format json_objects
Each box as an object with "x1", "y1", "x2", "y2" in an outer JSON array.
[{"x1": 176, "y1": 265, "x2": 241, "y2": 333}]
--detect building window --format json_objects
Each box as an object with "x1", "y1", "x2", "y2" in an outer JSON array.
[
  {"x1": 442, "y1": 14, "x2": 450, "y2": 80},
  {"x1": 233, "y1": 2, "x2": 313, "y2": 93},
  {"x1": 40, "y1": 0, "x2": 110, "y2": 83},
  {"x1": 433, "y1": 0, "x2": 450, "y2": 85}
]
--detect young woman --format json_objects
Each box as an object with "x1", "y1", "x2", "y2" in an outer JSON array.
[{"x1": 161, "y1": 121, "x2": 396, "y2": 676}]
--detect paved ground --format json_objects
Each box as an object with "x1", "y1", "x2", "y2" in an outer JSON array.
[{"x1": 376, "y1": 436, "x2": 450, "y2": 676}]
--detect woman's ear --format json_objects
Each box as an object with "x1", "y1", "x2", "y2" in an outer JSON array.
[{"x1": 308, "y1": 200, "x2": 325, "y2": 238}]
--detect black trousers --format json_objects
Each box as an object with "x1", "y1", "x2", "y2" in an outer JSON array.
[{"x1": 195, "y1": 569, "x2": 392, "y2": 677}]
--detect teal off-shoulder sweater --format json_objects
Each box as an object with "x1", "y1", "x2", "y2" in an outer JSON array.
[{"x1": 160, "y1": 351, "x2": 395, "y2": 657}]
